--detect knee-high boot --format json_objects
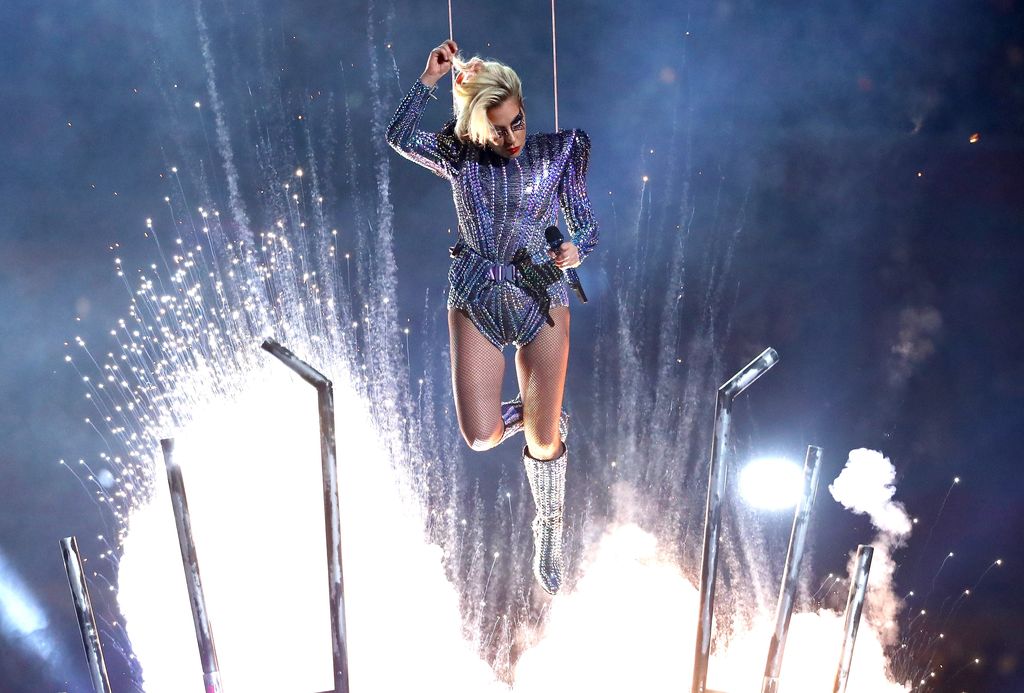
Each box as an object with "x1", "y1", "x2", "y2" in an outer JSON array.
[{"x1": 523, "y1": 442, "x2": 568, "y2": 594}]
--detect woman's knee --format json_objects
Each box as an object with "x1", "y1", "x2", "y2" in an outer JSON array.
[
  {"x1": 524, "y1": 430, "x2": 562, "y2": 460},
  {"x1": 460, "y1": 421, "x2": 502, "y2": 451}
]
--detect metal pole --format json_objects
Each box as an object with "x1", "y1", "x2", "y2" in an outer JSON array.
[
  {"x1": 262, "y1": 338, "x2": 350, "y2": 693},
  {"x1": 59, "y1": 536, "x2": 112, "y2": 693},
  {"x1": 761, "y1": 445, "x2": 824, "y2": 693},
  {"x1": 691, "y1": 347, "x2": 780, "y2": 693},
  {"x1": 833, "y1": 544, "x2": 874, "y2": 693},
  {"x1": 162, "y1": 438, "x2": 224, "y2": 693}
]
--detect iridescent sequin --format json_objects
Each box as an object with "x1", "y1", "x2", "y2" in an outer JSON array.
[{"x1": 386, "y1": 79, "x2": 599, "y2": 350}]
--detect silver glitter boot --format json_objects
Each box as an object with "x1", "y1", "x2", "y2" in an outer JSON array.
[
  {"x1": 523, "y1": 443, "x2": 568, "y2": 595},
  {"x1": 497, "y1": 394, "x2": 570, "y2": 446}
]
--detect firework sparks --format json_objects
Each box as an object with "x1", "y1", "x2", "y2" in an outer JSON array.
[{"x1": 61, "y1": 5, "x2": 926, "y2": 691}]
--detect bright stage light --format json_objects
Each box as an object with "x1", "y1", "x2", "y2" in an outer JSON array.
[{"x1": 739, "y1": 457, "x2": 804, "y2": 510}]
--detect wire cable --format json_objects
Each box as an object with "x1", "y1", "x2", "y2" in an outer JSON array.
[{"x1": 551, "y1": 0, "x2": 559, "y2": 132}]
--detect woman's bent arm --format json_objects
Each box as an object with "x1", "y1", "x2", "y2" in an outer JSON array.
[
  {"x1": 385, "y1": 80, "x2": 460, "y2": 180},
  {"x1": 558, "y1": 129, "x2": 599, "y2": 264}
]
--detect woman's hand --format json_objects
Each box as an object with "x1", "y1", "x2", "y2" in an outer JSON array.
[
  {"x1": 420, "y1": 40, "x2": 458, "y2": 87},
  {"x1": 548, "y1": 241, "x2": 581, "y2": 269}
]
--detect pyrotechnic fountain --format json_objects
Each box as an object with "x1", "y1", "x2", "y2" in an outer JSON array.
[{"x1": 56, "y1": 1, "x2": 919, "y2": 691}]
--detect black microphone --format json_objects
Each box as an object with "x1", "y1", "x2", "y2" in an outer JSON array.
[{"x1": 544, "y1": 225, "x2": 588, "y2": 304}]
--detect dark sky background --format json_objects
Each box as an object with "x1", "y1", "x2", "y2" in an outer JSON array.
[{"x1": 1, "y1": 0, "x2": 1023, "y2": 691}]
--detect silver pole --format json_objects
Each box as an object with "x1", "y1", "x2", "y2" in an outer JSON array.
[
  {"x1": 162, "y1": 438, "x2": 224, "y2": 693},
  {"x1": 262, "y1": 338, "x2": 350, "y2": 693},
  {"x1": 833, "y1": 544, "x2": 874, "y2": 693},
  {"x1": 691, "y1": 347, "x2": 780, "y2": 693},
  {"x1": 761, "y1": 445, "x2": 824, "y2": 693},
  {"x1": 59, "y1": 536, "x2": 112, "y2": 693}
]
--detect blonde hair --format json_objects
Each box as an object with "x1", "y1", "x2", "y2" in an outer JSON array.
[{"x1": 451, "y1": 56, "x2": 523, "y2": 147}]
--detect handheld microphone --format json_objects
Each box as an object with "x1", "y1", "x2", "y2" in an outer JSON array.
[{"x1": 544, "y1": 225, "x2": 588, "y2": 304}]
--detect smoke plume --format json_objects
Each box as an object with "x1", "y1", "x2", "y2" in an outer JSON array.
[
  {"x1": 829, "y1": 448, "x2": 911, "y2": 645},
  {"x1": 829, "y1": 448, "x2": 912, "y2": 537}
]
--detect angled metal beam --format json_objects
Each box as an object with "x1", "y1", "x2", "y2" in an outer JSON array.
[
  {"x1": 262, "y1": 338, "x2": 349, "y2": 693},
  {"x1": 692, "y1": 347, "x2": 780, "y2": 693}
]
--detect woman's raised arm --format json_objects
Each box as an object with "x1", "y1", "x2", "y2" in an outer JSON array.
[{"x1": 385, "y1": 41, "x2": 461, "y2": 180}]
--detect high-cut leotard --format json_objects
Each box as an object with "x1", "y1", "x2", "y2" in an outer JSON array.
[{"x1": 386, "y1": 79, "x2": 599, "y2": 350}]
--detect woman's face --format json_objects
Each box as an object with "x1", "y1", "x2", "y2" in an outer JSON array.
[{"x1": 486, "y1": 97, "x2": 526, "y2": 158}]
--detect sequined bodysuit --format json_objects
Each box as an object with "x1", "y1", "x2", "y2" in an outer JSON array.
[{"x1": 386, "y1": 79, "x2": 599, "y2": 350}]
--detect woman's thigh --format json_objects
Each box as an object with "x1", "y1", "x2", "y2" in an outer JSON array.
[
  {"x1": 515, "y1": 307, "x2": 570, "y2": 458},
  {"x1": 448, "y1": 308, "x2": 506, "y2": 447}
]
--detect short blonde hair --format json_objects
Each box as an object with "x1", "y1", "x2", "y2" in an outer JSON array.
[{"x1": 451, "y1": 56, "x2": 523, "y2": 147}]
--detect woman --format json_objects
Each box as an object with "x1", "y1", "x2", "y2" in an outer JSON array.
[{"x1": 386, "y1": 40, "x2": 598, "y2": 595}]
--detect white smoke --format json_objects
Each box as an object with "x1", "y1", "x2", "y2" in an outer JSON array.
[
  {"x1": 118, "y1": 365, "x2": 505, "y2": 692},
  {"x1": 513, "y1": 524, "x2": 699, "y2": 691},
  {"x1": 194, "y1": 0, "x2": 254, "y2": 245},
  {"x1": 513, "y1": 523, "x2": 907, "y2": 692},
  {"x1": 888, "y1": 306, "x2": 942, "y2": 388},
  {"x1": 829, "y1": 448, "x2": 911, "y2": 646},
  {"x1": 119, "y1": 413, "x2": 911, "y2": 692},
  {"x1": 829, "y1": 448, "x2": 912, "y2": 538}
]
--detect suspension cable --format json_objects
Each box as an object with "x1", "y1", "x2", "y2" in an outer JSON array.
[
  {"x1": 551, "y1": 0, "x2": 559, "y2": 132},
  {"x1": 446, "y1": 1, "x2": 559, "y2": 129},
  {"x1": 448, "y1": 0, "x2": 457, "y2": 112}
]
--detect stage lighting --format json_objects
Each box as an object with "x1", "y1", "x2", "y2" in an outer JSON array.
[{"x1": 739, "y1": 457, "x2": 803, "y2": 510}]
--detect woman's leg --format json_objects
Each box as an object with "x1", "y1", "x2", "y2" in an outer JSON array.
[
  {"x1": 516, "y1": 306, "x2": 571, "y2": 594},
  {"x1": 448, "y1": 307, "x2": 506, "y2": 450},
  {"x1": 515, "y1": 307, "x2": 570, "y2": 461}
]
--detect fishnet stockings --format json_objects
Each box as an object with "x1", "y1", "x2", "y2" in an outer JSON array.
[
  {"x1": 516, "y1": 307, "x2": 569, "y2": 460},
  {"x1": 448, "y1": 308, "x2": 505, "y2": 450},
  {"x1": 448, "y1": 307, "x2": 570, "y2": 458}
]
